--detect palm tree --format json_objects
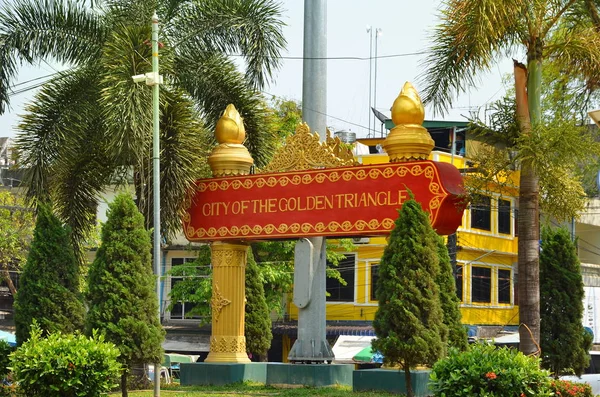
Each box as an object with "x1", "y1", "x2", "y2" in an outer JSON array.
[
  {"x1": 0, "y1": 0, "x2": 286, "y2": 252},
  {"x1": 420, "y1": 0, "x2": 600, "y2": 355}
]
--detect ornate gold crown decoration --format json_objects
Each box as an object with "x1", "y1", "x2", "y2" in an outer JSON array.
[
  {"x1": 208, "y1": 104, "x2": 254, "y2": 177},
  {"x1": 260, "y1": 123, "x2": 357, "y2": 173},
  {"x1": 383, "y1": 82, "x2": 434, "y2": 162}
]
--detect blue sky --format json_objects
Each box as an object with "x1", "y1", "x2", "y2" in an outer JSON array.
[{"x1": 0, "y1": 0, "x2": 515, "y2": 139}]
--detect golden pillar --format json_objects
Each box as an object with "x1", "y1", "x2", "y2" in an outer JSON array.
[
  {"x1": 383, "y1": 82, "x2": 434, "y2": 162},
  {"x1": 205, "y1": 104, "x2": 252, "y2": 363}
]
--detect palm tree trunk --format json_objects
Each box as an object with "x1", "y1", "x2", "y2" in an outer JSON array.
[
  {"x1": 404, "y1": 364, "x2": 413, "y2": 397},
  {"x1": 517, "y1": 161, "x2": 540, "y2": 356},
  {"x1": 514, "y1": 53, "x2": 542, "y2": 356}
]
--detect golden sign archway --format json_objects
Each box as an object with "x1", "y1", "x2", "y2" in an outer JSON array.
[{"x1": 184, "y1": 82, "x2": 466, "y2": 363}]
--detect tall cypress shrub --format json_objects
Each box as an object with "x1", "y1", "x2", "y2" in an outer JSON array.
[
  {"x1": 14, "y1": 203, "x2": 85, "y2": 344},
  {"x1": 245, "y1": 248, "x2": 272, "y2": 361},
  {"x1": 435, "y1": 234, "x2": 468, "y2": 351},
  {"x1": 372, "y1": 198, "x2": 447, "y2": 397},
  {"x1": 85, "y1": 194, "x2": 164, "y2": 397},
  {"x1": 540, "y1": 226, "x2": 591, "y2": 376}
]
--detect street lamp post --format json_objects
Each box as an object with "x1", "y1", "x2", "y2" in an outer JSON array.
[
  {"x1": 132, "y1": 12, "x2": 163, "y2": 397},
  {"x1": 367, "y1": 26, "x2": 373, "y2": 138},
  {"x1": 373, "y1": 28, "x2": 382, "y2": 137}
]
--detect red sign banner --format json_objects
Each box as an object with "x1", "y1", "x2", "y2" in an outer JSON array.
[{"x1": 183, "y1": 160, "x2": 465, "y2": 241}]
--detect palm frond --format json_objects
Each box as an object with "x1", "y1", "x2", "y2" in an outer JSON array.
[
  {"x1": 15, "y1": 67, "x2": 101, "y2": 204},
  {"x1": 51, "y1": 106, "x2": 113, "y2": 255},
  {"x1": 174, "y1": 51, "x2": 277, "y2": 168},
  {"x1": 103, "y1": 0, "x2": 157, "y2": 27},
  {"x1": 157, "y1": 0, "x2": 190, "y2": 25},
  {"x1": 419, "y1": 0, "x2": 525, "y2": 115},
  {"x1": 172, "y1": 0, "x2": 286, "y2": 89},
  {"x1": 546, "y1": 24, "x2": 600, "y2": 94},
  {"x1": 137, "y1": 89, "x2": 210, "y2": 238},
  {"x1": 0, "y1": 0, "x2": 107, "y2": 113},
  {"x1": 517, "y1": 120, "x2": 600, "y2": 220},
  {"x1": 469, "y1": 96, "x2": 521, "y2": 148},
  {"x1": 99, "y1": 22, "x2": 159, "y2": 167},
  {"x1": 15, "y1": 66, "x2": 111, "y2": 255}
]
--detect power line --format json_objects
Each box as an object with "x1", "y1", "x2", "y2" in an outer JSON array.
[{"x1": 248, "y1": 50, "x2": 428, "y2": 61}]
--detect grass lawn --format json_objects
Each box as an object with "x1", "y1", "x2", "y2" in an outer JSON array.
[{"x1": 117, "y1": 382, "x2": 399, "y2": 396}]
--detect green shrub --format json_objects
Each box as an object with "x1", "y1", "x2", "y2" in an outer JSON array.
[
  {"x1": 10, "y1": 325, "x2": 121, "y2": 397},
  {"x1": 0, "y1": 340, "x2": 13, "y2": 379},
  {"x1": 550, "y1": 379, "x2": 593, "y2": 397},
  {"x1": 0, "y1": 340, "x2": 16, "y2": 397},
  {"x1": 429, "y1": 342, "x2": 552, "y2": 397}
]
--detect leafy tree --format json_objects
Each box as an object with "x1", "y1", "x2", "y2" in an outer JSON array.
[
  {"x1": 267, "y1": 97, "x2": 302, "y2": 143},
  {"x1": 435, "y1": 235, "x2": 468, "y2": 351},
  {"x1": 85, "y1": 194, "x2": 164, "y2": 397},
  {"x1": 372, "y1": 199, "x2": 447, "y2": 397},
  {"x1": 2, "y1": 0, "x2": 286, "y2": 254},
  {"x1": 421, "y1": 0, "x2": 600, "y2": 355},
  {"x1": 168, "y1": 239, "x2": 351, "y2": 321},
  {"x1": 245, "y1": 247, "x2": 272, "y2": 361},
  {"x1": 14, "y1": 203, "x2": 85, "y2": 345},
  {"x1": 252, "y1": 240, "x2": 295, "y2": 317},
  {"x1": 540, "y1": 226, "x2": 592, "y2": 377},
  {"x1": 0, "y1": 190, "x2": 34, "y2": 295},
  {"x1": 167, "y1": 245, "x2": 213, "y2": 321}
]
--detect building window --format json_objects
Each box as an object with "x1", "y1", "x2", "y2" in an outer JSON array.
[
  {"x1": 455, "y1": 265, "x2": 463, "y2": 302},
  {"x1": 471, "y1": 266, "x2": 491, "y2": 303},
  {"x1": 471, "y1": 195, "x2": 491, "y2": 231},
  {"x1": 326, "y1": 254, "x2": 355, "y2": 302},
  {"x1": 498, "y1": 199, "x2": 511, "y2": 234},
  {"x1": 170, "y1": 258, "x2": 202, "y2": 320},
  {"x1": 498, "y1": 269, "x2": 511, "y2": 304},
  {"x1": 370, "y1": 263, "x2": 379, "y2": 301}
]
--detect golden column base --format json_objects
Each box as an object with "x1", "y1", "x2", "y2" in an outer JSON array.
[{"x1": 204, "y1": 242, "x2": 250, "y2": 364}]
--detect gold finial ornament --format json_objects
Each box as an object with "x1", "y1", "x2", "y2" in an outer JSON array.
[
  {"x1": 383, "y1": 82, "x2": 434, "y2": 162},
  {"x1": 208, "y1": 104, "x2": 254, "y2": 176},
  {"x1": 215, "y1": 104, "x2": 246, "y2": 144}
]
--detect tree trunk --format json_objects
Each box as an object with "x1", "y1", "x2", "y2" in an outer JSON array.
[
  {"x1": 514, "y1": 54, "x2": 542, "y2": 356},
  {"x1": 121, "y1": 372, "x2": 128, "y2": 397},
  {"x1": 517, "y1": 162, "x2": 540, "y2": 356},
  {"x1": 404, "y1": 365, "x2": 413, "y2": 397},
  {"x1": 2, "y1": 264, "x2": 16, "y2": 296}
]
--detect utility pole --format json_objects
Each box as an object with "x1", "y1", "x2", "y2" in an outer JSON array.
[
  {"x1": 133, "y1": 12, "x2": 163, "y2": 397},
  {"x1": 288, "y1": 0, "x2": 334, "y2": 363},
  {"x1": 367, "y1": 26, "x2": 373, "y2": 137},
  {"x1": 373, "y1": 28, "x2": 382, "y2": 137},
  {"x1": 151, "y1": 13, "x2": 161, "y2": 397}
]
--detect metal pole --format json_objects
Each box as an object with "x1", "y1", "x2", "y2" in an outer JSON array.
[
  {"x1": 302, "y1": 0, "x2": 327, "y2": 138},
  {"x1": 288, "y1": 0, "x2": 334, "y2": 364},
  {"x1": 367, "y1": 27, "x2": 373, "y2": 138},
  {"x1": 151, "y1": 12, "x2": 161, "y2": 397},
  {"x1": 373, "y1": 29, "x2": 380, "y2": 137}
]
